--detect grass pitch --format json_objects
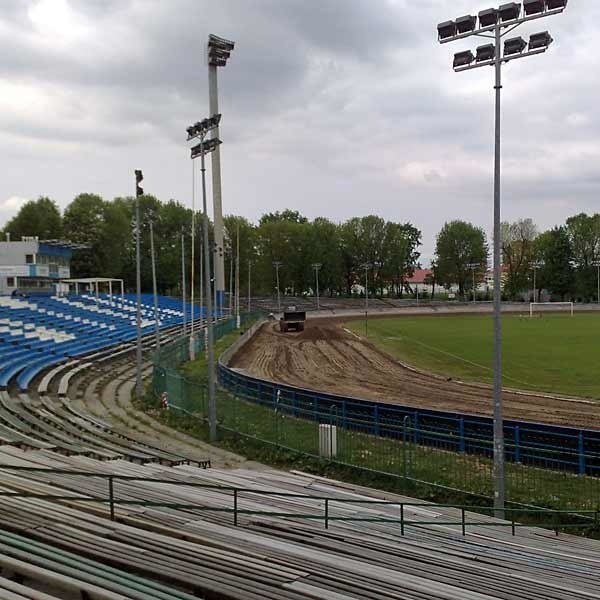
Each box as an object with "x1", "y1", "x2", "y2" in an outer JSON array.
[{"x1": 346, "y1": 313, "x2": 600, "y2": 400}]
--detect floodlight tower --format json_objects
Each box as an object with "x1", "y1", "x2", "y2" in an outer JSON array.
[
  {"x1": 312, "y1": 263, "x2": 322, "y2": 311},
  {"x1": 531, "y1": 260, "x2": 544, "y2": 302},
  {"x1": 592, "y1": 260, "x2": 600, "y2": 305},
  {"x1": 186, "y1": 113, "x2": 222, "y2": 442},
  {"x1": 273, "y1": 261, "x2": 283, "y2": 312},
  {"x1": 207, "y1": 34, "x2": 235, "y2": 318},
  {"x1": 466, "y1": 262, "x2": 480, "y2": 303},
  {"x1": 437, "y1": 0, "x2": 568, "y2": 517}
]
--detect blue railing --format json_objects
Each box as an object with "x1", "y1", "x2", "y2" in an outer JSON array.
[{"x1": 218, "y1": 364, "x2": 600, "y2": 477}]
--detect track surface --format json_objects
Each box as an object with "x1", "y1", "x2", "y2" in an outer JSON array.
[{"x1": 231, "y1": 319, "x2": 600, "y2": 429}]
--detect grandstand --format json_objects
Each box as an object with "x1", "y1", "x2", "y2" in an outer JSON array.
[
  {"x1": 0, "y1": 452, "x2": 598, "y2": 599},
  {"x1": 0, "y1": 290, "x2": 598, "y2": 598},
  {"x1": 0, "y1": 292, "x2": 200, "y2": 391}
]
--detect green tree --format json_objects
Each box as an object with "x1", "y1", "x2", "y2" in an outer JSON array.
[
  {"x1": 381, "y1": 222, "x2": 422, "y2": 297},
  {"x1": 434, "y1": 220, "x2": 488, "y2": 298},
  {"x1": 536, "y1": 227, "x2": 574, "y2": 300},
  {"x1": 63, "y1": 193, "x2": 106, "y2": 276},
  {"x1": 224, "y1": 215, "x2": 256, "y2": 306},
  {"x1": 3, "y1": 197, "x2": 63, "y2": 240},
  {"x1": 501, "y1": 218, "x2": 538, "y2": 300},
  {"x1": 566, "y1": 213, "x2": 600, "y2": 301}
]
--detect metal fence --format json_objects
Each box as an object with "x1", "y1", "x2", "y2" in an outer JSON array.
[
  {"x1": 218, "y1": 367, "x2": 600, "y2": 477},
  {"x1": 151, "y1": 322, "x2": 600, "y2": 513},
  {"x1": 2, "y1": 465, "x2": 596, "y2": 533}
]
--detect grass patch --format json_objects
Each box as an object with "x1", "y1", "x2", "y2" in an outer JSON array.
[{"x1": 347, "y1": 313, "x2": 600, "y2": 398}]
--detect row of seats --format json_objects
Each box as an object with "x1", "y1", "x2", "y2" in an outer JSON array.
[
  {"x1": 0, "y1": 293, "x2": 207, "y2": 391},
  {"x1": 0, "y1": 390, "x2": 205, "y2": 466},
  {"x1": 0, "y1": 451, "x2": 597, "y2": 599}
]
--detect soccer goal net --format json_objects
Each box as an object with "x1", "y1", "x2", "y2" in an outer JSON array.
[{"x1": 529, "y1": 302, "x2": 574, "y2": 317}]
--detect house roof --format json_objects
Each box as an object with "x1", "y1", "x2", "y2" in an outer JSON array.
[{"x1": 405, "y1": 269, "x2": 433, "y2": 284}]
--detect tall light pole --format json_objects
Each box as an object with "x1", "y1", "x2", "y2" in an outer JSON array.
[
  {"x1": 187, "y1": 114, "x2": 222, "y2": 442},
  {"x1": 362, "y1": 263, "x2": 371, "y2": 337},
  {"x1": 134, "y1": 170, "x2": 143, "y2": 401},
  {"x1": 273, "y1": 261, "x2": 283, "y2": 312},
  {"x1": 312, "y1": 263, "x2": 322, "y2": 311},
  {"x1": 531, "y1": 260, "x2": 544, "y2": 302},
  {"x1": 150, "y1": 220, "x2": 160, "y2": 352},
  {"x1": 592, "y1": 260, "x2": 600, "y2": 305},
  {"x1": 467, "y1": 262, "x2": 479, "y2": 303},
  {"x1": 207, "y1": 34, "x2": 235, "y2": 317},
  {"x1": 247, "y1": 259, "x2": 252, "y2": 313},
  {"x1": 190, "y1": 161, "x2": 196, "y2": 361},
  {"x1": 438, "y1": 0, "x2": 568, "y2": 517},
  {"x1": 235, "y1": 222, "x2": 240, "y2": 328},
  {"x1": 181, "y1": 229, "x2": 186, "y2": 335}
]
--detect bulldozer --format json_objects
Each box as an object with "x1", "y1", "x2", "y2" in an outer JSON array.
[{"x1": 279, "y1": 307, "x2": 306, "y2": 333}]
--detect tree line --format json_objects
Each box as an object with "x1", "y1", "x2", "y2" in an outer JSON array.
[
  {"x1": 0, "y1": 196, "x2": 421, "y2": 298},
  {"x1": 433, "y1": 215, "x2": 600, "y2": 302},
  {"x1": 2, "y1": 194, "x2": 599, "y2": 302}
]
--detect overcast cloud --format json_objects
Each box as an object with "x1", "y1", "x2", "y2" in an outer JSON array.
[{"x1": 1, "y1": 0, "x2": 598, "y2": 261}]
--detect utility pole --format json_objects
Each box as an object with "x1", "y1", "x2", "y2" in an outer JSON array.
[
  {"x1": 593, "y1": 261, "x2": 600, "y2": 305},
  {"x1": 236, "y1": 222, "x2": 240, "y2": 328},
  {"x1": 181, "y1": 229, "x2": 186, "y2": 335},
  {"x1": 207, "y1": 34, "x2": 235, "y2": 316},
  {"x1": 190, "y1": 162, "x2": 196, "y2": 361},
  {"x1": 247, "y1": 259, "x2": 252, "y2": 313},
  {"x1": 273, "y1": 261, "x2": 283, "y2": 312},
  {"x1": 363, "y1": 263, "x2": 370, "y2": 337},
  {"x1": 134, "y1": 170, "x2": 143, "y2": 400},
  {"x1": 467, "y1": 263, "x2": 479, "y2": 303},
  {"x1": 150, "y1": 220, "x2": 160, "y2": 352},
  {"x1": 187, "y1": 114, "x2": 222, "y2": 442},
  {"x1": 312, "y1": 263, "x2": 322, "y2": 311}
]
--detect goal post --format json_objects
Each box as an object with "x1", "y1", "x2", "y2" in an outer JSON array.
[{"x1": 529, "y1": 302, "x2": 574, "y2": 317}]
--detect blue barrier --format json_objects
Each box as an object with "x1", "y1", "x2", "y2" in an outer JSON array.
[{"x1": 218, "y1": 363, "x2": 600, "y2": 477}]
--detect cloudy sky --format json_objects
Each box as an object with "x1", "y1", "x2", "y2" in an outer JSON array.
[{"x1": 1, "y1": 0, "x2": 598, "y2": 261}]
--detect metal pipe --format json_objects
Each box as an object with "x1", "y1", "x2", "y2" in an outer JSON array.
[
  {"x1": 236, "y1": 222, "x2": 240, "y2": 328},
  {"x1": 190, "y1": 161, "x2": 196, "y2": 361},
  {"x1": 208, "y1": 64, "x2": 226, "y2": 315},
  {"x1": 492, "y1": 22, "x2": 505, "y2": 518},
  {"x1": 181, "y1": 230, "x2": 186, "y2": 335},
  {"x1": 248, "y1": 259, "x2": 251, "y2": 313},
  {"x1": 135, "y1": 182, "x2": 142, "y2": 400},
  {"x1": 200, "y1": 136, "x2": 217, "y2": 442},
  {"x1": 150, "y1": 221, "x2": 160, "y2": 351}
]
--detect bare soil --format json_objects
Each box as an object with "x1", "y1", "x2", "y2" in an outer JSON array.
[{"x1": 230, "y1": 319, "x2": 600, "y2": 429}]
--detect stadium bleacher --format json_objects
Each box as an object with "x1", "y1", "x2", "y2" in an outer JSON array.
[
  {"x1": 0, "y1": 293, "x2": 201, "y2": 391},
  {"x1": 0, "y1": 290, "x2": 599, "y2": 598},
  {"x1": 0, "y1": 451, "x2": 598, "y2": 599}
]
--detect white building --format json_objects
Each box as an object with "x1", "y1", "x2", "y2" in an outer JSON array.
[{"x1": 0, "y1": 237, "x2": 80, "y2": 295}]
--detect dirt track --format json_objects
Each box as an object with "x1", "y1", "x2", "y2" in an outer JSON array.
[{"x1": 230, "y1": 319, "x2": 600, "y2": 429}]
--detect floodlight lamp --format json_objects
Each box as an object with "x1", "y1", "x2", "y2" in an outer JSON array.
[
  {"x1": 455, "y1": 15, "x2": 477, "y2": 34},
  {"x1": 478, "y1": 8, "x2": 498, "y2": 27},
  {"x1": 453, "y1": 50, "x2": 475, "y2": 68},
  {"x1": 523, "y1": 0, "x2": 546, "y2": 15},
  {"x1": 504, "y1": 36, "x2": 527, "y2": 55},
  {"x1": 437, "y1": 20, "x2": 457, "y2": 40},
  {"x1": 498, "y1": 2, "x2": 521, "y2": 22},
  {"x1": 476, "y1": 44, "x2": 495, "y2": 62},
  {"x1": 190, "y1": 138, "x2": 222, "y2": 159},
  {"x1": 209, "y1": 47, "x2": 231, "y2": 61},
  {"x1": 546, "y1": 0, "x2": 567, "y2": 10},
  {"x1": 208, "y1": 34, "x2": 235, "y2": 52},
  {"x1": 529, "y1": 31, "x2": 553, "y2": 50}
]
